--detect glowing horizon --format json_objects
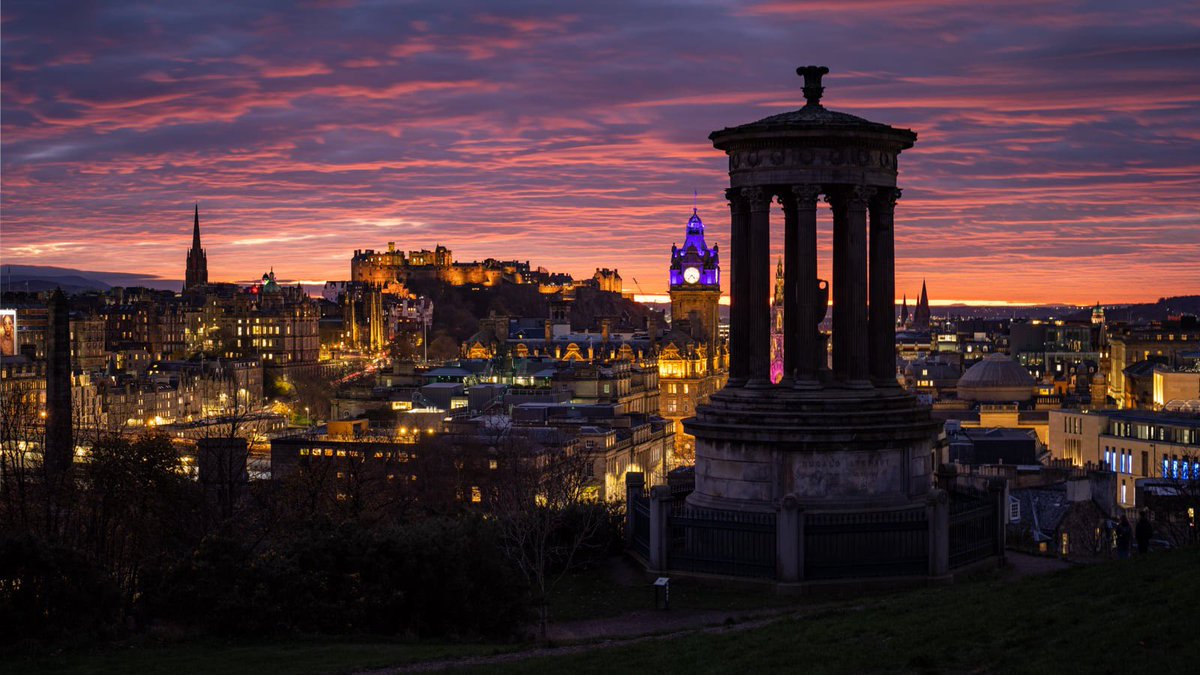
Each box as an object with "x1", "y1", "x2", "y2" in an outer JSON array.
[{"x1": 2, "y1": 2, "x2": 1198, "y2": 306}]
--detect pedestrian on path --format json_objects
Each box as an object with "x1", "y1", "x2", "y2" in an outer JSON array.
[{"x1": 1100, "y1": 517, "x2": 1114, "y2": 558}]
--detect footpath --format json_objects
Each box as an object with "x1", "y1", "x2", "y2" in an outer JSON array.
[{"x1": 360, "y1": 551, "x2": 1072, "y2": 674}]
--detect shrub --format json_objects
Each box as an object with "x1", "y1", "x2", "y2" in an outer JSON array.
[
  {"x1": 151, "y1": 516, "x2": 530, "y2": 638},
  {"x1": 0, "y1": 534, "x2": 123, "y2": 644}
]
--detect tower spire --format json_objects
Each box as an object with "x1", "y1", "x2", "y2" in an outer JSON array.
[
  {"x1": 913, "y1": 279, "x2": 931, "y2": 330},
  {"x1": 192, "y1": 203, "x2": 201, "y2": 249},
  {"x1": 184, "y1": 203, "x2": 209, "y2": 292}
]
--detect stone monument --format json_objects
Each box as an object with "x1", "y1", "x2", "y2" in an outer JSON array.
[{"x1": 686, "y1": 66, "x2": 940, "y2": 512}]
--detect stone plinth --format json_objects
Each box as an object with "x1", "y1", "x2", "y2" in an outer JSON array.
[{"x1": 685, "y1": 387, "x2": 938, "y2": 512}]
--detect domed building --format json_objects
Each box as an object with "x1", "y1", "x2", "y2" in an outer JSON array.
[{"x1": 956, "y1": 353, "x2": 1036, "y2": 403}]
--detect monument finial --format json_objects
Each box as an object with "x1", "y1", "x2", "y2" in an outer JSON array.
[{"x1": 796, "y1": 65, "x2": 829, "y2": 108}]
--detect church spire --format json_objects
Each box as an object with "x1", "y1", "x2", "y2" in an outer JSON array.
[
  {"x1": 184, "y1": 203, "x2": 208, "y2": 293},
  {"x1": 192, "y1": 203, "x2": 202, "y2": 250},
  {"x1": 913, "y1": 279, "x2": 931, "y2": 330}
]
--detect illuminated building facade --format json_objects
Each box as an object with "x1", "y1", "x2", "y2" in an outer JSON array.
[
  {"x1": 1049, "y1": 408, "x2": 1200, "y2": 509},
  {"x1": 667, "y1": 208, "x2": 721, "y2": 349},
  {"x1": 350, "y1": 243, "x2": 542, "y2": 288},
  {"x1": 771, "y1": 258, "x2": 785, "y2": 383},
  {"x1": 1107, "y1": 318, "x2": 1200, "y2": 408}
]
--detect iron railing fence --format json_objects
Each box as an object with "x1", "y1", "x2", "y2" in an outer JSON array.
[
  {"x1": 805, "y1": 506, "x2": 929, "y2": 580},
  {"x1": 668, "y1": 505, "x2": 777, "y2": 578},
  {"x1": 949, "y1": 493, "x2": 998, "y2": 569},
  {"x1": 629, "y1": 488, "x2": 650, "y2": 559}
]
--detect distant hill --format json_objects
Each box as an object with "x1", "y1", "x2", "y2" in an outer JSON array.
[
  {"x1": 406, "y1": 278, "x2": 655, "y2": 346},
  {"x1": 0, "y1": 264, "x2": 179, "y2": 293},
  {"x1": 1099, "y1": 295, "x2": 1200, "y2": 322}
]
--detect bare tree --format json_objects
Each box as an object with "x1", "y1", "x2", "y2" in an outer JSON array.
[
  {"x1": 0, "y1": 380, "x2": 45, "y2": 533},
  {"x1": 487, "y1": 432, "x2": 607, "y2": 639}
]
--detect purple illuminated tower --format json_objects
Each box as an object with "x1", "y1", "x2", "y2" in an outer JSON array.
[{"x1": 668, "y1": 208, "x2": 722, "y2": 350}]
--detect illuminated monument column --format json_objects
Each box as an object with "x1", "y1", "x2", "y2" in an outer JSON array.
[{"x1": 686, "y1": 66, "x2": 938, "y2": 513}]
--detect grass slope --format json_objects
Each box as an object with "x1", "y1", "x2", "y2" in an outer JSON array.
[
  {"x1": 469, "y1": 547, "x2": 1200, "y2": 674},
  {"x1": 15, "y1": 548, "x2": 1196, "y2": 675},
  {"x1": 8, "y1": 639, "x2": 510, "y2": 675}
]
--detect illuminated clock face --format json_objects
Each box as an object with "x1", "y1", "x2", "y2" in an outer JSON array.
[{"x1": 683, "y1": 267, "x2": 701, "y2": 284}]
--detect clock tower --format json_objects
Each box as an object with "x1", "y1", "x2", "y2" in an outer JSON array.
[{"x1": 668, "y1": 208, "x2": 721, "y2": 349}]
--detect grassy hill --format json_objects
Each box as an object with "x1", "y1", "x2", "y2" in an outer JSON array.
[
  {"x1": 16, "y1": 547, "x2": 1197, "y2": 674},
  {"x1": 473, "y1": 548, "x2": 1199, "y2": 675}
]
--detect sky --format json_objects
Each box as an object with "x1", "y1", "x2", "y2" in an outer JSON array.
[{"x1": 2, "y1": 0, "x2": 1198, "y2": 305}]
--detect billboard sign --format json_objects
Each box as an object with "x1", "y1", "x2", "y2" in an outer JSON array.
[{"x1": 0, "y1": 309, "x2": 15, "y2": 356}]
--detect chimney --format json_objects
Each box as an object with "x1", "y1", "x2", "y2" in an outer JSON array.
[
  {"x1": 1065, "y1": 477, "x2": 1090, "y2": 503},
  {"x1": 198, "y1": 436, "x2": 250, "y2": 522},
  {"x1": 44, "y1": 289, "x2": 73, "y2": 481}
]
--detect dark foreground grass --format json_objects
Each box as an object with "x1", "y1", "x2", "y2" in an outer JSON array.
[
  {"x1": 548, "y1": 557, "x2": 799, "y2": 622},
  {"x1": 468, "y1": 546, "x2": 1200, "y2": 674},
  {"x1": 6, "y1": 638, "x2": 509, "y2": 675},
  {"x1": 13, "y1": 548, "x2": 1197, "y2": 675}
]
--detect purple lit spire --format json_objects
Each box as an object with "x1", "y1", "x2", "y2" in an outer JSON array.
[{"x1": 669, "y1": 207, "x2": 720, "y2": 288}]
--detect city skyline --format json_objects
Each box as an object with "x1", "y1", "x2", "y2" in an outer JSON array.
[{"x1": 3, "y1": 1, "x2": 1199, "y2": 304}]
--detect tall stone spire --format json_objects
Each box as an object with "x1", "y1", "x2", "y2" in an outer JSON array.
[
  {"x1": 912, "y1": 279, "x2": 931, "y2": 330},
  {"x1": 900, "y1": 293, "x2": 909, "y2": 326},
  {"x1": 185, "y1": 203, "x2": 208, "y2": 293},
  {"x1": 191, "y1": 203, "x2": 202, "y2": 250}
]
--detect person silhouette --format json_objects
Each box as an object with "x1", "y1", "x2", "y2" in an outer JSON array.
[{"x1": 1135, "y1": 510, "x2": 1154, "y2": 555}]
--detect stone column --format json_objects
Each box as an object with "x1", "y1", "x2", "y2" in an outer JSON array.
[
  {"x1": 828, "y1": 192, "x2": 846, "y2": 380},
  {"x1": 989, "y1": 478, "x2": 1008, "y2": 565},
  {"x1": 833, "y1": 186, "x2": 873, "y2": 387},
  {"x1": 828, "y1": 187, "x2": 872, "y2": 386},
  {"x1": 788, "y1": 185, "x2": 821, "y2": 388},
  {"x1": 44, "y1": 288, "x2": 73, "y2": 483},
  {"x1": 744, "y1": 187, "x2": 773, "y2": 388},
  {"x1": 926, "y1": 488, "x2": 950, "y2": 579},
  {"x1": 649, "y1": 485, "x2": 673, "y2": 573},
  {"x1": 776, "y1": 494, "x2": 805, "y2": 583},
  {"x1": 869, "y1": 189, "x2": 901, "y2": 386},
  {"x1": 726, "y1": 188, "x2": 749, "y2": 387},
  {"x1": 625, "y1": 472, "x2": 645, "y2": 549}
]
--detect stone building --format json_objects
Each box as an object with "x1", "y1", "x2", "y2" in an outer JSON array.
[
  {"x1": 1048, "y1": 408, "x2": 1200, "y2": 509},
  {"x1": 661, "y1": 208, "x2": 728, "y2": 461},
  {"x1": 956, "y1": 353, "x2": 1037, "y2": 403},
  {"x1": 590, "y1": 268, "x2": 623, "y2": 294},
  {"x1": 350, "y1": 243, "x2": 543, "y2": 288},
  {"x1": 1107, "y1": 317, "x2": 1200, "y2": 407}
]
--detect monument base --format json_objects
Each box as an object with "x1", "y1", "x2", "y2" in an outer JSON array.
[{"x1": 684, "y1": 385, "x2": 939, "y2": 513}]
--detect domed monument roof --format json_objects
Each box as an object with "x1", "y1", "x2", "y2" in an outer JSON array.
[
  {"x1": 957, "y1": 354, "x2": 1036, "y2": 402},
  {"x1": 710, "y1": 66, "x2": 916, "y2": 145}
]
